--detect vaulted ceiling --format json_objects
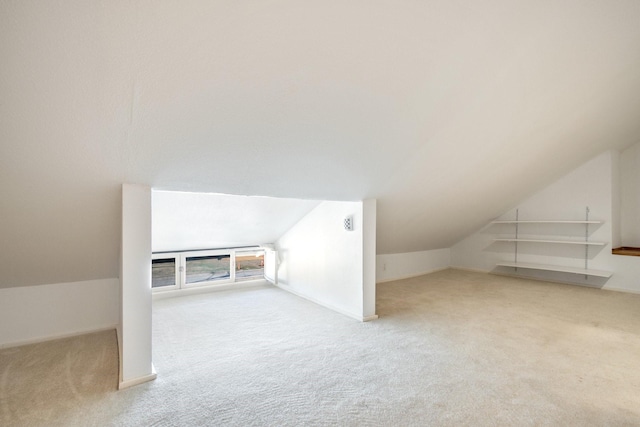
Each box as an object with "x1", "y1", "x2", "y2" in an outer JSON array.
[
  {"x1": 152, "y1": 191, "x2": 320, "y2": 252},
  {"x1": 2, "y1": 1, "x2": 640, "y2": 286}
]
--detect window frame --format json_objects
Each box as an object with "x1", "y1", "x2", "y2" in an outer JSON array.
[
  {"x1": 151, "y1": 252, "x2": 181, "y2": 292},
  {"x1": 181, "y1": 249, "x2": 235, "y2": 289},
  {"x1": 151, "y1": 247, "x2": 270, "y2": 293},
  {"x1": 234, "y1": 249, "x2": 266, "y2": 282}
]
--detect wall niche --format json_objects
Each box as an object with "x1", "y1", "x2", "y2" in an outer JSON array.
[{"x1": 615, "y1": 142, "x2": 640, "y2": 256}]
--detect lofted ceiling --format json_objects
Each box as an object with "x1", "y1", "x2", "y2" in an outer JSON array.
[
  {"x1": 152, "y1": 191, "x2": 320, "y2": 252},
  {"x1": 2, "y1": 1, "x2": 640, "y2": 286}
]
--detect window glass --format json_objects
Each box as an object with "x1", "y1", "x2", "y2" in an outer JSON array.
[
  {"x1": 235, "y1": 251, "x2": 265, "y2": 281},
  {"x1": 185, "y1": 255, "x2": 231, "y2": 284},
  {"x1": 152, "y1": 258, "x2": 176, "y2": 288}
]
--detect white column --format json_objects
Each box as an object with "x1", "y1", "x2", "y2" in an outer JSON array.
[
  {"x1": 362, "y1": 198, "x2": 378, "y2": 320},
  {"x1": 119, "y1": 183, "x2": 156, "y2": 389}
]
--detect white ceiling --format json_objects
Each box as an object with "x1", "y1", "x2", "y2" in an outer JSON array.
[
  {"x1": 152, "y1": 191, "x2": 320, "y2": 252},
  {"x1": 2, "y1": 1, "x2": 640, "y2": 285}
]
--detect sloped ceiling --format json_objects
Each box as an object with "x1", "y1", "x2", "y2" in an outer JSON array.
[
  {"x1": 152, "y1": 191, "x2": 320, "y2": 252},
  {"x1": 2, "y1": 1, "x2": 640, "y2": 286}
]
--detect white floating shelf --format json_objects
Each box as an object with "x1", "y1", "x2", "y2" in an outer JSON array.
[
  {"x1": 492, "y1": 220, "x2": 602, "y2": 224},
  {"x1": 494, "y1": 238, "x2": 606, "y2": 246},
  {"x1": 496, "y1": 262, "x2": 612, "y2": 278}
]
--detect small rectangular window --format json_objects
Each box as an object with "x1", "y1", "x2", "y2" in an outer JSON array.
[
  {"x1": 235, "y1": 251, "x2": 265, "y2": 281},
  {"x1": 152, "y1": 248, "x2": 269, "y2": 293},
  {"x1": 185, "y1": 254, "x2": 231, "y2": 285},
  {"x1": 152, "y1": 258, "x2": 177, "y2": 288}
]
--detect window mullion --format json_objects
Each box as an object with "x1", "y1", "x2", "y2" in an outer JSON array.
[
  {"x1": 179, "y1": 254, "x2": 186, "y2": 289},
  {"x1": 230, "y1": 250, "x2": 236, "y2": 283}
]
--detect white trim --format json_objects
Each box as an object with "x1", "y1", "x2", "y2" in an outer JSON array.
[
  {"x1": 601, "y1": 286, "x2": 640, "y2": 295},
  {"x1": 275, "y1": 282, "x2": 375, "y2": 322},
  {"x1": 117, "y1": 326, "x2": 123, "y2": 387},
  {"x1": 153, "y1": 279, "x2": 270, "y2": 300},
  {"x1": 449, "y1": 266, "x2": 490, "y2": 274},
  {"x1": 0, "y1": 326, "x2": 118, "y2": 350},
  {"x1": 118, "y1": 364, "x2": 157, "y2": 390},
  {"x1": 229, "y1": 251, "x2": 237, "y2": 283},
  {"x1": 376, "y1": 266, "x2": 450, "y2": 284},
  {"x1": 438, "y1": 267, "x2": 640, "y2": 295}
]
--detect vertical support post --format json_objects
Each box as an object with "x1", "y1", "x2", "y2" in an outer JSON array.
[
  {"x1": 585, "y1": 206, "x2": 590, "y2": 280},
  {"x1": 120, "y1": 184, "x2": 156, "y2": 389},
  {"x1": 514, "y1": 209, "x2": 519, "y2": 271},
  {"x1": 362, "y1": 199, "x2": 378, "y2": 321}
]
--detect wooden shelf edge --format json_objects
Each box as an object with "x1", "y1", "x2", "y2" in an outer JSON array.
[{"x1": 612, "y1": 247, "x2": 640, "y2": 257}]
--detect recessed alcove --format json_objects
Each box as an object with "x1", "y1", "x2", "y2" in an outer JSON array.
[
  {"x1": 612, "y1": 247, "x2": 640, "y2": 257},
  {"x1": 615, "y1": 141, "x2": 640, "y2": 256}
]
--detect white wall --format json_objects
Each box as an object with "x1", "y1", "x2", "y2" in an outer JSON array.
[
  {"x1": 0, "y1": 278, "x2": 119, "y2": 348},
  {"x1": 376, "y1": 249, "x2": 451, "y2": 283},
  {"x1": 276, "y1": 200, "x2": 376, "y2": 321},
  {"x1": 264, "y1": 249, "x2": 278, "y2": 284},
  {"x1": 452, "y1": 152, "x2": 613, "y2": 275},
  {"x1": 362, "y1": 199, "x2": 377, "y2": 319},
  {"x1": 619, "y1": 141, "x2": 640, "y2": 247},
  {"x1": 451, "y1": 151, "x2": 640, "y2": 293},
  {"x1": 120, "y1": 184, "x2": 155, "y2": 388}
]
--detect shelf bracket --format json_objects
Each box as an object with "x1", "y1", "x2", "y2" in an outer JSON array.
[
  {"x1": 514, "y1": 209, "x2": 519, "y2": 272},
  {"x1": 585, "y1": 206, "x2": 590, "y2": 280}
]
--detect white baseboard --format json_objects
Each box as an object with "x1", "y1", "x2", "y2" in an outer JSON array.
[
  {"x1": 118, "y1": 364, "x2": 157, "y2": 390},
  {"x1": 376, "y1": 266, "x2": 450, "y2": 284},
  {"x1": 453, "y1": 266, "x2": 640, "y2": 295},
  {"x1": 0, "y1": 326, "x2": 118, "y2": 350},
  {"x1": 601, "y1": 286, "x2": 640, "y2": 295},
  {"x1": 152, "y1": 279, "x2": 270, "y2": 300},
  {"x1": 275, "y1": 283, "x2": 375, "y2": 322},
  {"x1": 449, "y1": 266, "x2": 490, "y2": 274}
]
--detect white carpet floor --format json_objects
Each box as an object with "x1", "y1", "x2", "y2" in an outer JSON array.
[{"x1": 2, "y1": 269, "x2": 640, "y2": 425}]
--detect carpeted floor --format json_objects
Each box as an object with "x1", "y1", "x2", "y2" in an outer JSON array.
[{"x1": 2, "y1": 269, "x2": 640, "y2": 426}]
